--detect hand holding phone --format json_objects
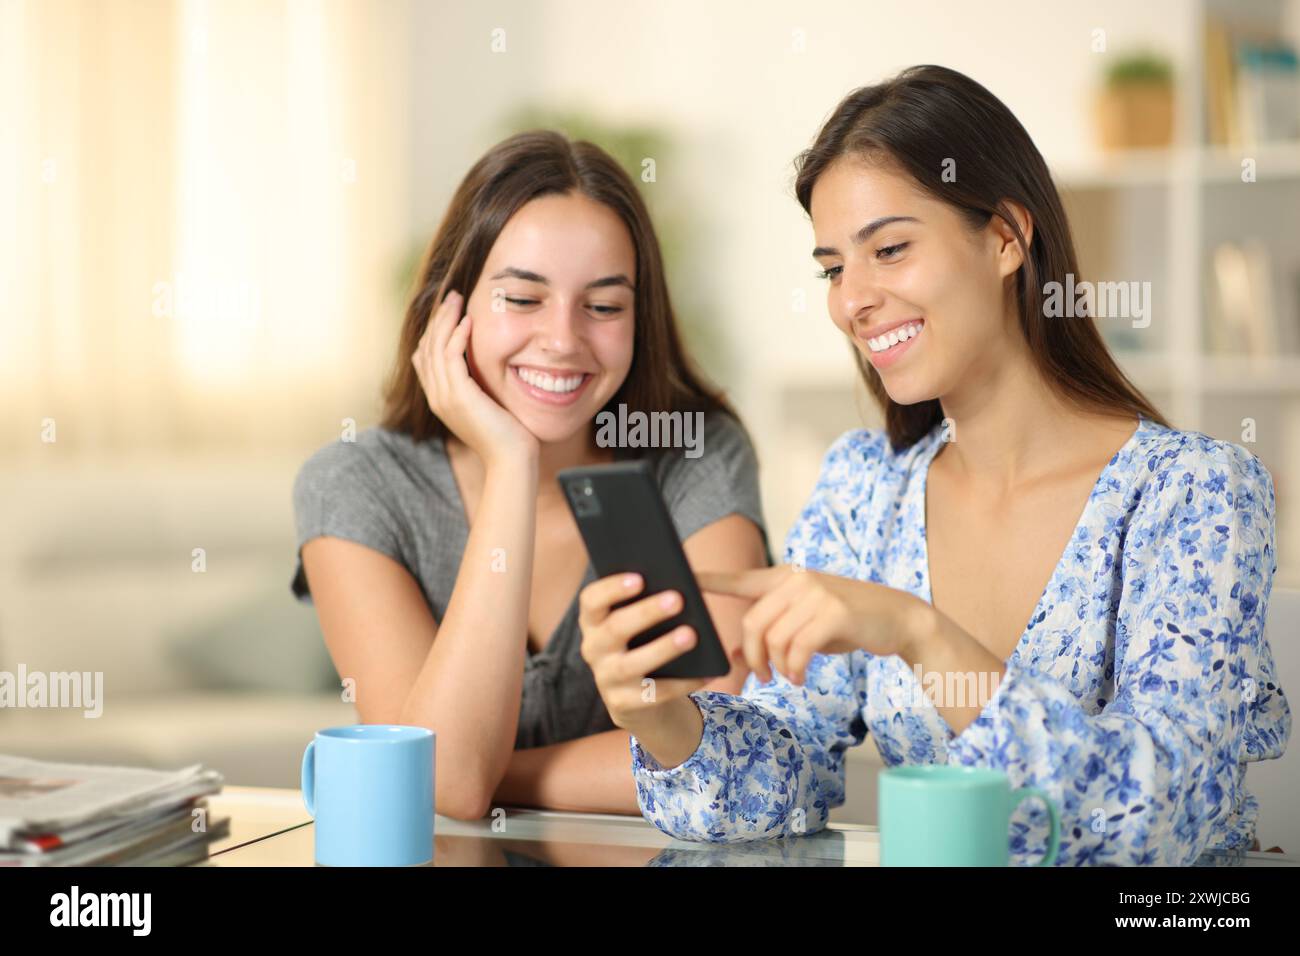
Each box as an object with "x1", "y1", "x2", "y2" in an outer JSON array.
[
  {"x1": 577, "y1": 571, "x2": 715, "y2": 736},
  {"x1": 560, "y1": 461, "x2": 731, "y2": 679}
]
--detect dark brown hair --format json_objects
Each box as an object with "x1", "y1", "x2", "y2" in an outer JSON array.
[
  {"x1": 793, "y1": 65, "x2": 1168, "y2": 451},
  {"x1": 381, "y1": 129, "x2": 735, "y2": 444}
]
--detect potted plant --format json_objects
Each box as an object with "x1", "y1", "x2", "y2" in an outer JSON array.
[{"x1": 1095, "y1": 51, "x2": 1175, "y2": 150}]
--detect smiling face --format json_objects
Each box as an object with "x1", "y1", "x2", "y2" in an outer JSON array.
[
  {"x1": 463, "y1": 191, "x2": 637, "y2": 446},
  {"x1": 809, "y1": 156, "x2": 1026, "y2": 407}
]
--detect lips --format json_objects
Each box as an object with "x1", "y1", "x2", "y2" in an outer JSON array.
[
  {"x1": 509, "y1": 364, "x2": 594, "y2": 407},
  {"x1": 862, "y1": 318, "x2": 923, "y2": 371},
  {"x1": 863, "y1": 317, "x2": 924, "y2": 345}
]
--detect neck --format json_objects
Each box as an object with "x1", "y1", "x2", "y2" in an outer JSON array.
[
  {"x1": 934, "y1": 330, "x2": 1098, "y2": 493},
  {"x1": 536, "y1": 426, "x2": 609, "y2": 497}
]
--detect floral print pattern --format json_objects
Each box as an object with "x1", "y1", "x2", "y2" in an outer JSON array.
[{"x1": 629, "y1": 415, "x2": 1291, "y2": 865}]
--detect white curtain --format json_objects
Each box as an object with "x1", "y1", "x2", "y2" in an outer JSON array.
[{"x1": 1, "y1": 0, "x2": 412, "y2": 457}]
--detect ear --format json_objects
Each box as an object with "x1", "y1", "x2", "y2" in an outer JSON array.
[{"x1": 989, "y1": 199, "x2": 1034, "y2": 279}]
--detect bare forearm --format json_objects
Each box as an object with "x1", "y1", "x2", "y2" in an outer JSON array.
[
  {"x1": 401, "y1": 459, "x2": 537, "y2": 809},
  {"x1": 493, "y1": 729, "x2": 644, "y2": 815},
  {"x1": 899, "y1": 602, "x2": 1004, "y2": 736}
]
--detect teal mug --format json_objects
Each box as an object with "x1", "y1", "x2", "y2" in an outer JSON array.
[
  {"x1": 301, "y1": 724, "x2": 435, "y2": 867},
  {"x1": 879, "y1": 765, "x2": 1060, "y2": 866}
]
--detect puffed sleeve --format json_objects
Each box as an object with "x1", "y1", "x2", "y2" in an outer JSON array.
[
  {"x1": 782, "y1": 429, "x2": 879, "y2": 579},
  {"x1": 946, "y1": 436, "x2": 1291, "y2": 865},
  {"x1": 628, "y1": 431, "x2": 877, "y2": 841}
]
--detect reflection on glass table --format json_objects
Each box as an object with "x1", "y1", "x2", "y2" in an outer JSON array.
[{"x1": 200, "y1": 789, "x2": 1298, "y2": 867}]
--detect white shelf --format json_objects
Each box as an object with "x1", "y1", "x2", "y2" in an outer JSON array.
[
  {"x1": 1054, "y1": 141, "x2": 1300, "y2": 189},
  {"x1": 1054, "y1": 148, "x2": 1187, "y2": 190},
  {"x1": 1201, "y1": 141, "x2": 1300, "y2": 182}
]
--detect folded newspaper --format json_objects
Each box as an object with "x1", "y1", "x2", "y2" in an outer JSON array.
[{"x1": 0, "y1": 754, "x2": 228, "y2": 866}]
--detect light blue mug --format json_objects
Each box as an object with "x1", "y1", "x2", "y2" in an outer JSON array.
[
  {"x1": 300, "y1": 725, "x2": 435, "y2": 867},
  {"x1": 879, "y1": 765, "x2": 1060, "y2": 866}
]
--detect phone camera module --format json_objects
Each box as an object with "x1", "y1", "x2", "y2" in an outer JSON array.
[{"x1": 568, "y1": 479, "x2": 601, "y2": 518}]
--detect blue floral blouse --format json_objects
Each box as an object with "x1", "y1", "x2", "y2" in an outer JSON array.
[{"x1": 629, "y1": 415, "x2": 1291, "y2": 865}]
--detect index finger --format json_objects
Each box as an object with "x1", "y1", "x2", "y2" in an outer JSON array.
[
  {"x1": 578, "y1": 572, "x2": 645, "y2": 629},
  {"x1": 695, "y1": 566, "x2": 788, "y2": 599}
]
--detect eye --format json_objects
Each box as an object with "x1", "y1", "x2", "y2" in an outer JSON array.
[
  {"x1": 875, "y1": 242, "x2": 908, "y2": 261},
  {"x1": 815, "y1": 265, "x2": 842, "y2": 281},
  {"x1": 503, "y1": 296, "x2": 539, "y2": 307},
  {"x1": 587, "y1": 303, "x2": 626, "y2": 318}
]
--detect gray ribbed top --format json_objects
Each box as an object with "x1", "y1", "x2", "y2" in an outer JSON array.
[{"x1": 290, "y1": 411, "x2": 767, "y2": 748}]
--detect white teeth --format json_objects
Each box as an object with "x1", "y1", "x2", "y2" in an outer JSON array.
[
  {"x1": 515, "y1": 367, "x2": 586, "y2": 393},
  {"x1": 867, "y1": 322, "x2": 923, "y2": 353}
]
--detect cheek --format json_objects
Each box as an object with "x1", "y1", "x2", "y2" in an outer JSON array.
[
  {"x1": 466, "y1": 315, "x2": 519, "y2": 376},
  {"x1": 886, "y1": 252, "x2": 974, "y2": 340},
  {"x1": 881, "y1": 258, "x2": 937, "y2": 307},
  {"x1": 925, "y1": 255, "x2": 1003, "y2": 340},
  {"x1": 590, "y1": 321, "x2": 635, "y2": 374},
  {"x1": 923, "y1": 240, "x2": 989, "y2": 302}
]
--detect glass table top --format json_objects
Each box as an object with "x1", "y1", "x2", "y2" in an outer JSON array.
[{"x1": 201, "y1": 799, "x2": 1300, "y2": 867}]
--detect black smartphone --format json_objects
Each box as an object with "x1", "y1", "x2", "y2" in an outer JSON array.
[{"x1": 558, "y1": 460, "x2": 730, "y2": 679}]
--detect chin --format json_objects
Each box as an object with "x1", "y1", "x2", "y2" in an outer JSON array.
[
  {"x1": 883, "y1": 382, "x2": 944, "y2": 409},
  {"x1": 510, "y1": 408, "x2": 591, "y2": 447},
  {"x1": 873, "y1": 365, "x2": 943, "y2": 407}
]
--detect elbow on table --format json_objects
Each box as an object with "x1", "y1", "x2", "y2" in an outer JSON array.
[
  {"x1": 436, "y1": 780, "x2": 492, "y2": 822},
  {"x1": 386, "y1": 702, "x2": 500, "y2": 820}
]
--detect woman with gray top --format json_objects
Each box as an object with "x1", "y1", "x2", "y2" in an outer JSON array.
[{"x1": 290, "y1": 131, "x2": 767, "y2": 820}]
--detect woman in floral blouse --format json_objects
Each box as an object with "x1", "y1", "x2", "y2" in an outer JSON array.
[{"x1": 576, "y1": 65, "x2": 1291, "y2": 865}]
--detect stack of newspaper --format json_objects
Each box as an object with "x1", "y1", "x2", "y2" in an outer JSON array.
[{"x1": 0, "y1": 754, "x2": 228, "y2": 866}]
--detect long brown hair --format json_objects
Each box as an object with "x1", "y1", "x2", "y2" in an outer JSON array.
[
  {"x1": 381, "y1": 129, "x2": 735, "y2": 443},
  {"x1": 794, "y1": 65, "x2": 1168, "y2": 451}
]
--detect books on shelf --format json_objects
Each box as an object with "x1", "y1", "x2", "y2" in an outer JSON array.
[
  {"x1": 1205, "y1": 16, "x2": 1300, "y2": 147},
  {"x1": 0, "y1": 754, "x2": 228, "y2": 866},
  {"x1": 1204, "y1": 239, "x2": 1298, "y2": 359}
]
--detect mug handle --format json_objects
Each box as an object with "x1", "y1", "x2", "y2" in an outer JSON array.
[
  {"x1": 301, "y1": 739, "x2": 316, "y2": 817},
  {"x1": 1010, "y1": 787, "x2": 1060, "y2": 866}
]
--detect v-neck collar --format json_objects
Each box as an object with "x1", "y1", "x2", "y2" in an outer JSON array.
[{"x1": 913, "y1": 415, "x2": 1151, "y2": 669}]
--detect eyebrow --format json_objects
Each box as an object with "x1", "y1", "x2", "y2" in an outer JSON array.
[
  {"x1": 488, "y1": 266, "x2": 635, "y2": 291},
  {"x1": 812, "y1": 216, "x2": 920, "y2": 258}
]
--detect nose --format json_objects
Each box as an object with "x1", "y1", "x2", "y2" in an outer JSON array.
[
  {"x1": 840, "y1": 263, "x2": 885, "y2": 330},
  {"x1": 536, "y1": 297, "x2": 582, "y2": 354}
]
